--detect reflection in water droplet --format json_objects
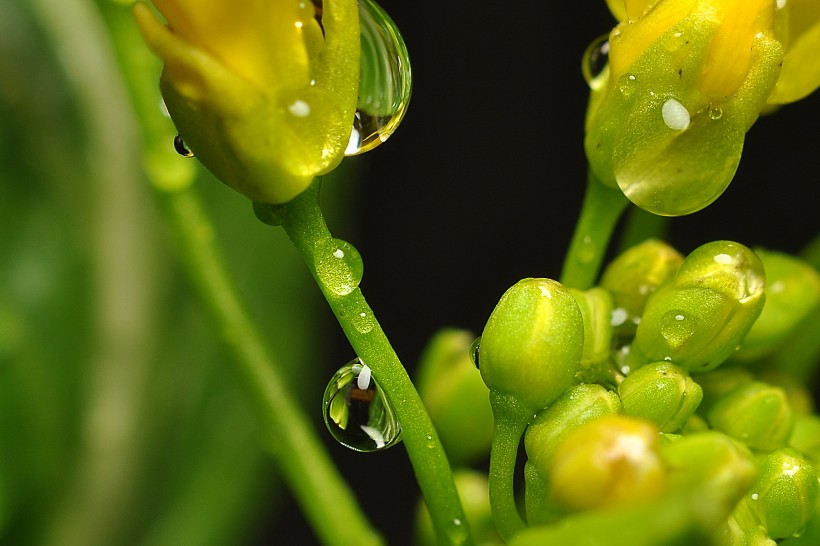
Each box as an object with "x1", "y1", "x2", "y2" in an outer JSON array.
[
  {"x1": 314, "y1": 239, "x2": 364, "y2": 296},
  {"x1": 173, "y1": 134, "x2": 195, "y2": 157},
  {"x1": 659, "y1": 310, "x2": 696, "y2": 349},
  {"x1": 469, "y1": 336, "x2": 481, "y2": 369},
  {"x1": 345, "y1": 0, "x2": 412, "y2": 155},
  {"x1": 582, "y1": 33, "x2": 610, "y2": 90},
  {"x1": 323, "y1": 358, "x2": 402, "y2": 452}
]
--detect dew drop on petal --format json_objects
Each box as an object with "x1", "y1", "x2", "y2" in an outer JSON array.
[
  {"x1": 173, "y1": 134, "x2": 195, "y2": 157},
  {"x1": 582, "y1": 33, "x2": 610, "y2": 90},
  {"x1": 345, "y1": 0, "x2": 412, "y2": 155},
  {"x1": 469, "y1": 336, "x2": 481, "y2": 369},
  {"x1": 314, "y1": 239, "x2": 364, "y2": 296},
  {"x1": 662, "y1": 98, "x2": 690, "y2": 131},
  {"x1": 659, "y1": 310, "x2": 696, "y2": 349},
  {"x1": 323, "y1": 358, "x2": 402, "y2": 452}
]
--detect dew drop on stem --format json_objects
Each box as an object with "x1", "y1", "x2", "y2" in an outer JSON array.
[
  {"x1": 322, "y1": 358, "x2": 402, "y2": 452},
  {"x1": 314, "y1": 238, "x2": 364, "y2": 297}
]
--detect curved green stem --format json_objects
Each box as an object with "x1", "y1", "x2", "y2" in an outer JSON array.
[
  {"x1": 488, "y1": 391, "x2": 530, "y2": 541},
  {"x1": 277, "y1": 182, "x2": 474, "y2": 546},
  {"x1": 560, "y1": 172, "x2": 629, "y2": 290},
  {"x1": 158, "y1": 187, "x2": 383, "y2": 546}
]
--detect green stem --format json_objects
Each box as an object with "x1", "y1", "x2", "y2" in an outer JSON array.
[
  {"x1": 560, "y1": 172, "x2": 629, "y2": 290},
  {"x1": 488, "y1": 391, "x2": 529, "y2": 541},
  {"x1": 158, "y1": 187, "x2": 382, "y2": 546},
  {"x1": 279, "y1": 182, "x2": 474, "y2": 546}
]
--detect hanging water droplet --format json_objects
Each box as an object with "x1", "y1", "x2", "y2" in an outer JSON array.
[
  {"x1": 345, "y1": 0, "x2": 412, "y2": 156},
  {"x1": 582, "y1": 33, "x2": 610, "y2": 90},
  {"x1": 173, "y1": 134, "x2": 194, "y2": 157},
  {"x1": 314, "y1": 239, "x2": 364, "y2": 296},
  {"x1": 323, "y1": 358, "x2": 402, "y2": 452},
  {"x1": 469, "y1": 336, "x2": 481, "y2": 369}
]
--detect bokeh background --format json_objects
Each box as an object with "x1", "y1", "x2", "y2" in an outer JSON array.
[{"x1": 1, "y1": 0, "x2": 817, "y2": 545}]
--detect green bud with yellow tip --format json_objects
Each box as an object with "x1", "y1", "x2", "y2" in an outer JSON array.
[
  {"x1": 599, "y1": 239, "x2": 684, "y2": 336},
  {"x1": 524, "y1": 383, "x2": 622, "y2": 482},
  {"x1": 414, "y1": 329, "x2": 494, "y2": 466},
  {"x1": 479, "y1": 278, "x2": 584, "y2": 414},
  {"x1": 568, "y1": 288, "x2": 616, "y2": 383},
  {"x1": 548, "y1": 415, "x2": 664, "y2": 512},
  {"x1": 747, "y1": 448, "x2": 820, "y2": 540},
  {"x1": 618, "y1": 361, "x2": 702, "y2": 433},
  {"x1": 661, "y1": 431, "x2": 758, "y2": 528},
  {"x1": 707, "y1": 381, "x2": 795, "y2": 452},
  {"x1": 627, "y1": 240, "x2": 766, "y2": 373},
  {"x1": 733, "y1": 249, "x2": 820, "y2": 361}
]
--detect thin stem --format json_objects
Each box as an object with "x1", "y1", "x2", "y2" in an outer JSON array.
[
  {"x1": 560, "y1": 172, "x2": 629, "y2": 290},
  {"x1": 279, "y1": 182, "x2": 474, "y2": 546},
  {"x1": 488, "y1": 392, "x2": 530, "y2": 541},
  {"x1": 158, "y1": 187, "x2": 383, "y2": 546}
]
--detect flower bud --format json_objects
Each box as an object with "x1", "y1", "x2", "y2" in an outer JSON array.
[
  {"x1": 479, "y1": 278, "x2": 584, "y2": 413},
  {"x1": 414, "y1": 329, "x2": 494, "y2": 466},
  {"x1": 618, "y1": 361, "x2": 702, "y2": 432},
  {"x1": 524, "y1": 383, "x2": 622, "y2": 480},
  {"x1": 733, "y1": 249, "x2": 820, "y2": 361},
  {"x1": 627, "y1": 241, "x2": 766, "y2": 373},
  {"x1": 707, "y1": 381, "x2": 794, "y2": 452},
  {"x1": 587, "y1": 0, "x2": 787, "y2": 216},
  {"x1": 768, "y1": 0, "x2": 820, "y2": 104},
  {"x1": 548, "y1": 415, "x2": 664, "y2": 512},
  {"x1": 599, "y1": 239, "x2": 684, "y2": 336},
  {"x1": 568, "y1": 288, "x2": 615, "y2": 383},
  {"x1": 661, "y1": 431, "x2": 757, "y2": 527},
  {"x1": 789, "y1": 415, "x2": 820, "y2": 465},
  {"x1": 695, "y1": 365, "x2": 754, "y2": 416},
  {"x1": 747, "y1": 448, "x2": 820, "y2": 539}
]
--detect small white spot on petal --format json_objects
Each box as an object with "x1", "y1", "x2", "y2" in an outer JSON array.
[
  {"x1": 713, "y1": 253, "x2": 733, "y2": 265},
  {"x1": 776, "y1": 0, "x2": 786, "y2": 9},
  {"x1": 539, "y1": 285, "x2": 553, "y2": 299},
  {"x1": 288, "y1": 99, "x2": 311, "y2": 117},
  {"x1": 675, "y1": 314, "x2": 685, "y2": 321},
  {"x1": 611, "y1": 308, "x2": 628, "y2": 327},
  {"x1": 333, "y1": 248, "x2": 345, "y2": 259},
  {"x1": 662, "y1": 98, "x2": 690, "y2": 131},
  {"x1": 751, "y1": 493, "x2": 759, "y2": 500}
]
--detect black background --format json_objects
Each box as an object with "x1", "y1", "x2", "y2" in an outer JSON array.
[{"x1": 263, "y1": 1, "x2": 820, "y2": 544}]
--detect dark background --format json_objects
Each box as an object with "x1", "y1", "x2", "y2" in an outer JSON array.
[{"x1": 264, "y1": 1, "x2": 819, "y2": 544}]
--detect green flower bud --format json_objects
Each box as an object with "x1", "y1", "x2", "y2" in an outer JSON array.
[
  {"x1": 479, "y1": 278, "x2": 584, "y2": 413},
  {"x1": 661, "y1": 431, "x2": 758, "y2": 528},
  {"x1": 734, "y1": 249, "x2": 820, "y2": 361},
  {"x1": 524, "y1": 383, "x2": 622, "y2": 480},
  {"x1": 695, "y1": 365, "x2": 755, "y2": 416},
  {"x1": 628, "y1": 241, "x2": 766, "y2": 373},
  {"x1": 707, "y1": 381, "x2": 795, "y2": 452},
  {"x1": 548, "y1": 415, "x2": 664, "y2": 512},
  {"x1": 414, "y1": 329, "x2": 494, "y2": 466},
  {"x1": 790, "y1": 415, "x2": 820, "y2": 465},
  {"x1": 747, "y1": 448, "x2": 820, "y2": 539},
  {"x1": 618, "y1": 361, "x2": 702, "y2": 433},
  {"x1": 568, "y1": 288, "x2": 615, "y2": 383},
  {"x1": 414, "y1": 469, "x2": 502, "y2": 546},
  {"x1": 600, "y1": 239, "x2": 684, "y2": 336}
]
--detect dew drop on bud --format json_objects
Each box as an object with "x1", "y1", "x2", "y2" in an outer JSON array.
[
  {"x1": 314, "y1": 239, "x2": 364, "y2": 297},
  {"x1": 322, "y1": 358, "x2": 402, "y2": 452},
  {"x1": 469, "y1": 336, "x2": 481, "y2": 369},
  {"x1": 345, "y1": 0, "x2": 412, "y2": 156},
  {"x1": 173, "y1": 134, "x2": 195, "y2": 157},
  {"x1": 582, "y1": 33, "x2": 610, "y2": 90}
]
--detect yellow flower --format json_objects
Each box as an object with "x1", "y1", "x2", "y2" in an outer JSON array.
[
  {"x1": 587, "y1": 0, "x2": 819, "y2": 216},
  {"x1": 134, "y1": 0, "x2": 360, "y2": 203}
]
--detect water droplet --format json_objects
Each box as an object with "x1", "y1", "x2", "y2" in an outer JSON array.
[
  {"x1": 708, "y1": 105, "x2": 723, "y2": 120},
  {"x1": 469, "y1": 336, "x2": 481, "y2": 369},
  {"x1": 173, "y1": 134, "x2": 194, "y2": 157},
  {"x1": 662, "y1": 98, "x2": 690, "y2": 131},
  {"x1": 345, "y1": 0, "x2": 412, "y2": 156},
  {"x1": 582, "y1": 33, "x2": 610, "y2": 90},
  {"x1": 751, "y1": 492, "x2": 759, "y2": 500},
  {"x1": 323, "y1": 358, "x2": 402, "y2": 452},
  {"x1": 659, "y1": 310, "x2": 696, "y2": 349},
  {"x1": 352, "y1": 310, "x2": 374, "y2": 334},
  {"x1": 314, "y1": 239, "x2": 364, "y2": 296},
  {"x1": 618, "y1": 74, "x2": 637, "y2": 97}
]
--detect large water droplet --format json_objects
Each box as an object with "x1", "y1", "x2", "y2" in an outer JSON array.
[
  {"x1": 582, "y1": 33, "x2": 610, "y2": 90},
  {"x1": 173, "y1": 134, "x2": 194, "y2": 157},
  {"x1": 345, "y1": 0, "x2": 412, "y2": 156},
  {"x1": 659, "y1": 310, "x2": 696, "y2": 349},
  {"x1": 314, "y1": 239, "x2": 364, "y2": 296},
  {"x1": 323, "y1": 358, "x2": 402, "y2": 452},
  {"x1": 469, "y1": 336, "x2": 481, "y2": 369}
]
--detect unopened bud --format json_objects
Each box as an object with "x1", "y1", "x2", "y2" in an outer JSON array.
[
  {"x1": 707, "y1": 381, "x2": 794, "y2": 452},
  {"x1": 618, "y1": 361, "x2": 702, "y2": 433}
]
